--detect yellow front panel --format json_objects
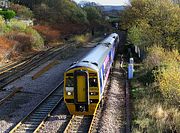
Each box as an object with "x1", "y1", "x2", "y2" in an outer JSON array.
[
  {"x1": 64, "y1": 67, "x2": 101, "y2": 115},
  {"x1": 77, "y1": 75, "x2": 86, "y2": 102}
]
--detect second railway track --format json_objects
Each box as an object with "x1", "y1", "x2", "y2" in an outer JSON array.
[
  {"x1": 0, "y1": 43, "x2": 74, "y2": 89},
  {"x1": 9, "y1": 81, "x2": 64, "y2": 133}
]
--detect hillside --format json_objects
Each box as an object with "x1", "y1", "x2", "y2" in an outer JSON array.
[{"x1": 0, "y1": 0, "x2": 111, "y2": 65}]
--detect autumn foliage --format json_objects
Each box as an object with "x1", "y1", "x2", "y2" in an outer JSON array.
[
  {"x1": 33, "y1": 25, "x2": 61, "y2": 44},
  {"x1": 0, "y1": 36, "x2": 16, "y2": 60}
]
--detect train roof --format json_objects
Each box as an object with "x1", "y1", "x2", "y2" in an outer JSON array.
[{"x1": 67, "y1": 33, "x2": 119, "y2": 72}]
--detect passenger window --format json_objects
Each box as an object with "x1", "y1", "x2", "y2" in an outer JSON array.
[
  {"x1": 66, "y1": 78, "x2": 74, "y2": 87},
  {"x1": 89, "y1": 78, "x2": 98, "y2": 87}
]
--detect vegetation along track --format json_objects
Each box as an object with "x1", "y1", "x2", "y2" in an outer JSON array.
[
  {"x1": 0, "y1": 43, "x2": 75, "y2": 89},
  {"x1": 9, "y1": 81, "x2": 64, "y2": 133}
]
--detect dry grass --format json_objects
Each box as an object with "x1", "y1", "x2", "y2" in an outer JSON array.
[
  {"x1": 72, "y1": 33, "x2": 91, "y2": 44},
  {"x1": 0, "y1": 36, "x2": 17, "y2": 61},
  {"x1": 33, "y1": 25, "x2": 61, "y2": 45},
  {"x1": 131, "y1": 64, "x2": 180, "y2": 133}
]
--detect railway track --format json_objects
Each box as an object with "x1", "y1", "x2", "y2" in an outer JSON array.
[
  {"x1": 0, "y1": 49, "x2": 52, "y2": 74},
  {"x1": 64, "y1": 104, "x2": 100, "y2": 133},
  {"x1": 64, "y1": 115, "x2": 93, "y2": 133},
  {"x1": 9, "y1": 81, "x2": 64, "y2": 133},
  {"x1": 0, "y1": 43, "x2": 74, "y2": 89},
  {"x1": 88, "y1": 106, "x2": 101, "y2": 133}
]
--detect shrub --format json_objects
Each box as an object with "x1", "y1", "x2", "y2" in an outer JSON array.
[
  {"x1": 143, "y1": 46, "x2": 166, "y2": 70},
  {"x1": 0, "y1": 36, "x2": 16, "y2": 61},
  {"x1": 25, "y1": 27, "x2": 44, "y2": 50},
  {"x1": 6, "y1": 32, "x2": 32, "y2": 52},
  {"x1": 144, "y1": 45, "x2": 180, "y2": 104},
  {"x1": 72, "y1": 33, "x2": 91, "y2": 44},
  {"x1": 0, "y1": 16, "x2": 6, "y2": 34},
  {"x1": 154, "y1": 60, "x2": 180, "y2": 104},
  {"x1": 8, "y1": 19, "x2": 27, "y2": 32},
  {"x1": 6, "y1": 19, "x2": 44, "y2": 50},
  {"x1": 33, "y1": 25, "x2": 61, "y2": 44},
  {"x1": 0, "y1": 10, "x2": 16, "y2": 20},
  {"x1": 10, "y1": 3, "x2": 33, "y2": 19}
]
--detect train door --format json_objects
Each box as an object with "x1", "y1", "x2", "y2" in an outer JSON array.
[
  {"x1": 74, "y1": 70, "x2": 89, "y2": 112},
  {"x1": 77, "y1": 75, "x2": 86, "y2": 102}
]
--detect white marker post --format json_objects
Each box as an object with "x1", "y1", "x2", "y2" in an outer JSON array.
[{"x1": 128, "y1": 58, "x2": 134, "y2": 79}]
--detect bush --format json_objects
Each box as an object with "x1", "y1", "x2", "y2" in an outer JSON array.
[
  {"x1": 154, "y1": 61, "x2": 180, "y2": 104},
  {"x1": 8, "y1": 19, "x2": 27, "y2": 31},
  {"x1": 72, "y1": 33, "x2": 91, "y2": 44},
  {"x1": 144, "y1": 46, "x2": 180, "y2": 104},
  {"x1": 143, "y1": 46, "x2": 166, "y2": 70},
  {"x1": 0, "y1": 36, "x2": 17, "y2": 61},
  {"x1": 0, "y1": 10, "x2": 16, "y2": 20},
  {"x1": 6, "y1": 29, "x2": 44, "y2": 52},
  {"x1": 25, "y1": 27, "x2": 44, "y2": 50},
  {"x1": 6, "y1": 32, "x2": 31, "y2": 50},
  {"x1": 33, "y1": 25, "x2": 61, "y2": 44},
  {"x1": 10, "y1": 3, "x2": 33, "y2": 19},
  {"x1": 144, "y1": 46, "x2": 179, "y2": 70},
  {"x1": 0, "y1": 16, "x2": 6, "y2": 34},
  {"x1": 6, "y1": 19, "x2": 44, "y2": 50}
]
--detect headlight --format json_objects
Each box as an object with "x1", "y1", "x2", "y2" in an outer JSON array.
[
  {"x1": 67, "y1": 92, "x2": 72, "y2": 95},
  {"x1": 89, "y1": 92, "x2": 98, "y2": 95},
  {"x1": 66, "y1": 87, "x2": 74, "y2": 95}
]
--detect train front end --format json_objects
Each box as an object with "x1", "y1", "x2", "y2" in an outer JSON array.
[{"x1": 64, "y1": 66, "x2": 100, "y2": 115}]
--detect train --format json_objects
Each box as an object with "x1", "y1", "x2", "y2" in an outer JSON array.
[{"x1": 64, "y1": 33, "x2": 120, "y2": 115}]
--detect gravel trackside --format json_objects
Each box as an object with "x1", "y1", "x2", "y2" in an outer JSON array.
[
  {"x1": 98, "y1": 58, "x2": 125, "y2": 132},
  {"x1": 38, "y1": 102, "x2": 71, "y2": 133}
]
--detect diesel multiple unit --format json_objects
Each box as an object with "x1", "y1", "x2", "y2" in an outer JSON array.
[{"x1": 64, "y1": 33, "x2": 119, "y2": 115}]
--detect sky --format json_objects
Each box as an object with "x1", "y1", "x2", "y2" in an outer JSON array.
[{"x1": 73, "y1": 0, "x2": 130, "y2": 6}]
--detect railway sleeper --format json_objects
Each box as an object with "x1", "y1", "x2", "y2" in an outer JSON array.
[
  {"x1": 45, "y1": 101, "x2": 58, "y2": 104},
  {"x1": 29, "y1": 116, "x2": 45, "y2": 119},
  {"x1": 28, "y1": 118, "x2": 44, "y2": 122},
  {"x1": 35, "y1": 109, "x2": 51, "y2": 113},
  {"x1": 31, "y1": 112, "x2": 47, "y2": 115},
  {"x1": 35, "y1": 109, "x2": 51, "y2": 112},
  {"x1": 20, "y1": 124, "x2": 38, "y2": 128},
  {"x1": 24, "y1": 121, "x2": 42, "y2": 125},
  {"x1": 37, "y1": 107, "x2": 53, "y2": 111},
  {"x1": 31, "y1": 113, "x2": 46, "y2": 116},
  {"x1": 13, "y1": 130, "x2": 27, "y2": 133}
]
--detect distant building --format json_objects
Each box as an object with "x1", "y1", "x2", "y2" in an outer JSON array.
[
  {"x1": 100, "y1": 6, "x2": 126, "y2": 12},
  {"x1": 0, "y1": 0, "x2": 9, "y2": 9}
]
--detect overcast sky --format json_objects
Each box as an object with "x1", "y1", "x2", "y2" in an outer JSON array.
[{"x1": 73, "y1": 0, "x2": 130, "y2": 6}]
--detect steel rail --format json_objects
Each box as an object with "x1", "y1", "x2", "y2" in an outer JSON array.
[
  {"x1": 9, "y1": 81, "x2": 64, "y2": 133},
  {"x1": 64, "y1": 103, "x2": 100, "y2": 133},
  {"x1": 0, "y1": 46, "x2": 58, "y2": 79},
  {"x1": 0, "y1": 87, "x2": 22, "y2": 105},
  {"x1": 64, "y1": 115, "x2": 93, "y2": 133},
  {"x1": 88, "y1": 103, "x2": 100, "y2": 133},
  {"x1": 0, "y1": 49, "x2": 49, "y2": 74},
  {"x1": 0, "y1": 43, "x2": 74, "y2": 89}
]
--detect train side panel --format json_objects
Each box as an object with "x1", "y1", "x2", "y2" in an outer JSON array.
[{"x1": 99, "y1": 40, "x2": 117, "y2": 97}]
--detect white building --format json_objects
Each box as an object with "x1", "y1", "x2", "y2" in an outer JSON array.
[{"x1": 0, "y1": 0, "x2": 9, "y2": 9}]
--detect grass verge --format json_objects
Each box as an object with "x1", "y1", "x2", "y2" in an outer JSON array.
[{"x1": 130, "y1": 63, "x2": 180, "y2": 133}]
